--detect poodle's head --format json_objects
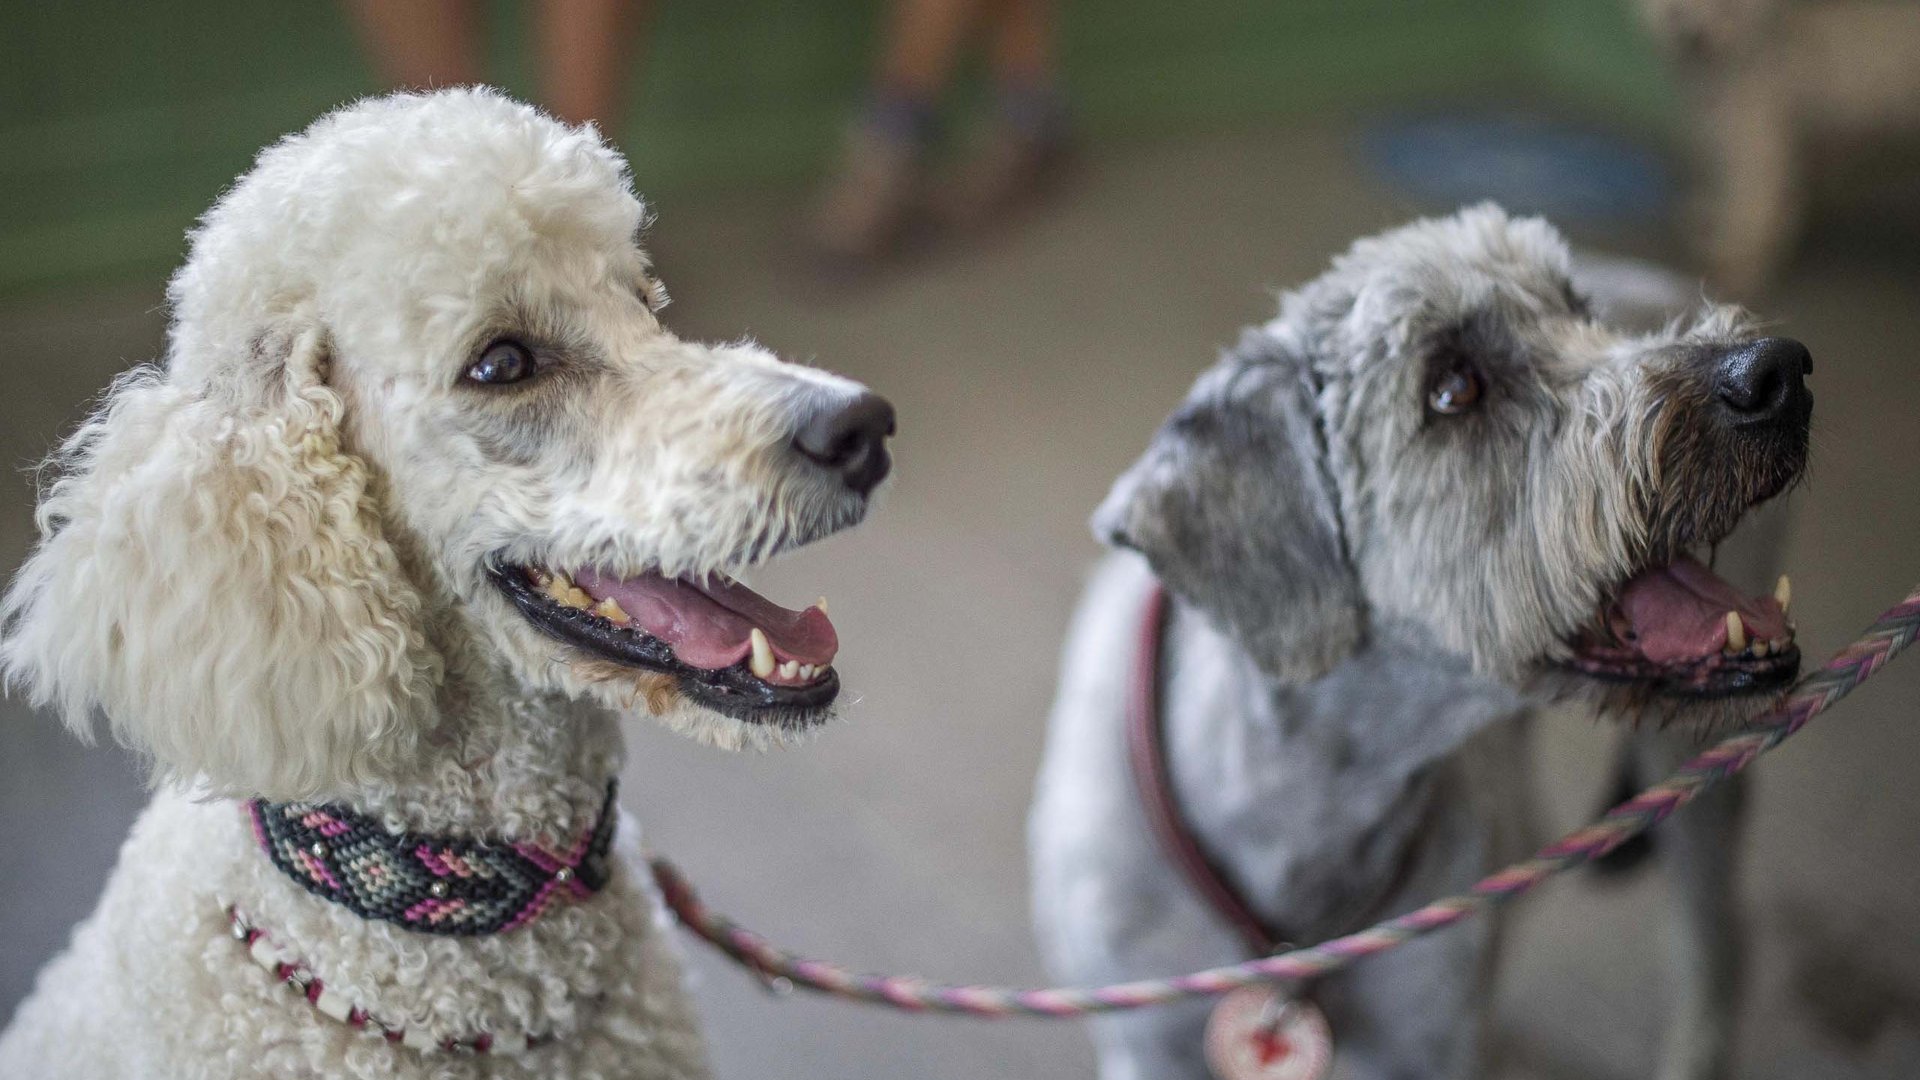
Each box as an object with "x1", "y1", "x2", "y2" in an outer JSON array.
[{"x1": 1, "y1": 89, "x2": 894, "y2": 799}]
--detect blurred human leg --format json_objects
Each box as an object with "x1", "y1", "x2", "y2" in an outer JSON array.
[
  {"x1": 984, "y1": 0, "x2": 1053, "y2": 86},
  {"x1": 944, "y1": 0, "x2": 1070, "y2": 225},
  {"x1": 344, "y1": 0, "x2": 483, "y2": 89},
  {"x1": 537, "y1": 0, "x2": 650, "y2": 132},
  {"x1": 876, "y1": 0, "x2": 989, "y2": 100},
  {"x1": 810, "y1": 0, "x2": 991, "y2": 264}
]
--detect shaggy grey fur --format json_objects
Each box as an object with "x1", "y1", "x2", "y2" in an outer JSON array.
[{"x1": 1030, "y1": 205, "x2": 1808, "y2": 1080}]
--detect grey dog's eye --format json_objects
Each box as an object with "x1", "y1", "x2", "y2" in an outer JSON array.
[
  {"x1": 467, "y1": 340, "x2": 535, "y2": 385},
  {"x1": 1427, "y1": 360, "x2": 1485, "y2": 416}
]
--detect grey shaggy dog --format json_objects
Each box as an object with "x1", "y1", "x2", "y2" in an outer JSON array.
[{"x1": 1030, "y1": 205, "x2": 1812, "y2": 1080}]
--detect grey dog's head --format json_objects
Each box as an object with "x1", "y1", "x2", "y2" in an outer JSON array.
[{"x1": 1098, "y1": 205, "x2": 1811, "y2": 719}]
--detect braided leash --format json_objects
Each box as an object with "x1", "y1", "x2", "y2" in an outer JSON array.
[{"x1": 649, "y1": 584, "x2": 1920, "y2": 1018}]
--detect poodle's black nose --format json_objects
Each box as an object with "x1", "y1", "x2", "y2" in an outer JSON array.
[
  {"x1": 794, "y1": 391, "x2": 895, "y2": 496},
  {"x1": 1715, "y1": 336, "x2": 1812, "y2": 428}
]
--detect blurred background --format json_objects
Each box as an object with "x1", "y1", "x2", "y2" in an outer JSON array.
[{"x1": 6, "y1": 1, "x2": 1920, "y2": 1077}]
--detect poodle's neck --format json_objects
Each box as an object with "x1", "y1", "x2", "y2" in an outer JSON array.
[{"x1": 331, "y1": 678, "x2": 626, "y2": 842}]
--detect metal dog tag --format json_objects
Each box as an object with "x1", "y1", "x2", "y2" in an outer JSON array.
[{"x1": 1203, "y1": 985, "x2": 1332, "y2": 1080}]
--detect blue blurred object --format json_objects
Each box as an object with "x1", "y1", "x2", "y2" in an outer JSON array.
[{"x1": 1360, "y1": 113, "x2": 1671, "y2": 224}]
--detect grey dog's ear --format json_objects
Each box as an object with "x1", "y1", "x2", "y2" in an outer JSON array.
[{"x1": 1094, "y1": 332, "x2": 1363, "y2": 682}]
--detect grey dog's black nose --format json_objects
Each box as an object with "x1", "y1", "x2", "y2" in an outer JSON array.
[
  {"x1": 794, "y1": 391, "x2": 895, "y2": 496},
  {"x1": 1715, "y1": 337, "x2": 1812, "y2": 425}
]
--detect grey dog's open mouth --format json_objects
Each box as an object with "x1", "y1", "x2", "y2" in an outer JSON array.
[
  {"x1": 488, "y1": 562, "x2": 840, "y2": 723},
  {"x1": 1559, "y1": 554, "x2": 1799, "y2": 698}
]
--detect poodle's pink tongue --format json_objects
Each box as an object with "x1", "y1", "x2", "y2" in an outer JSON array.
[
  {"x1": 1619, "y1": 555, "x2": 1787, "y2": 663},
  {"x1": 571, "y1": 569, "x2": 837, "y2": 671}
]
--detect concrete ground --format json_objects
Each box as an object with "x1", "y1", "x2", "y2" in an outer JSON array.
[{"x1": 4, "y1": 121, "x2": 1920, "y2": 1079}]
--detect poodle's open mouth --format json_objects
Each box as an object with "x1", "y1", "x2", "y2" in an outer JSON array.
[
  {"x1": 1558, "y1": 554, "x2": 1798, "y2": 698},
  {"x1": 488, "y1": 563, "x2": 840, "y2": 723}
]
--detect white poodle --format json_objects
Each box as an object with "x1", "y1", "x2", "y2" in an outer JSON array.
[{"x1": 0, "y1": 88, "x2": 894, "y2": 1079}]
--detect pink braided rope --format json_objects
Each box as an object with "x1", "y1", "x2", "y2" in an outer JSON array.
[{"x1": 651, "y1": 586, "x2": 1920, "y2": 1017}]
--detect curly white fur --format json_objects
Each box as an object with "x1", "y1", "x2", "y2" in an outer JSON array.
[
  {"x1": 0, "y1": 88, "x2": 880, "y2": 1078},
  {"x1": 3, "y1": 330, "x2": 441, "y2": 797}
]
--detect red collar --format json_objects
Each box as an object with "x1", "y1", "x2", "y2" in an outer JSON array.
[{"x1": 1125, "y1": 583, "x2": 1290, "y2": 957}]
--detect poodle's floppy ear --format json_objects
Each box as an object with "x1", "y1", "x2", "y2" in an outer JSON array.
[
  {"x1": 1094, "y1": 331, "x2": 1364, "y2": 683},
  {"x1": 1, "y1": 315, "x2": 442, "y2": 800}
]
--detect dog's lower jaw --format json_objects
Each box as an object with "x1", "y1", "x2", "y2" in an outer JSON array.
[
  {"x1": 545, "y1": 653, "x2": 833, "y2": 752},
  {"x1": 1530, "y1": 664, "x2": 1792, "y2": 734},
  {"x1": 565, "y1": 658, "x2": 686, "y2": 716},
  {"x1": 647, "y1": 692, "x2": 834, "y2": 752}
]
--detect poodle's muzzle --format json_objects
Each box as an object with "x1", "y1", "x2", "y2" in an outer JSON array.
[{"x1": 491, "y1": 388, "x2": 896, "y2": 725}]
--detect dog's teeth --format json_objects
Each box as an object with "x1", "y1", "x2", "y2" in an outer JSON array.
[
  {"x1": 1752, "y1": 639, "x2": 1770, "y2": 658},
  {"x1": 749, "y1": 628, "x2": 776, "y2": 678},
  {"x1": 815, "y1": 596, "x2": 830, "y2": 617},
  {"x1": 778, "y1": 660, "x2": 798, "y2": 680},
  {"x1": 798, "y1": 663, "x2": 815, "y2": 680},
  {"x1": 1725, "y1": 611, "x2": 1747, "y2": 653},
  {"x1": 545, "y1": 573, "x2": 591, "y2": 609},
  {"x1": 594, "y1": 597, "x2": 630, "y2": 624},
  {"x1": 1775, "y1": 574, "x2": 1792, "y2": 612}
]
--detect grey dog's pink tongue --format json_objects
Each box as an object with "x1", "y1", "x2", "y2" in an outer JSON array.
[
  {"x1": 1619, "y1": 555, "x2": 1787, "y2": 663},
  {"x1": 571, "y1": 569, "x2": 837, "y2": 671}
]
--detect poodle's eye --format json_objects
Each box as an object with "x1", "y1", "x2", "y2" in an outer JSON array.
[
  {"x1": 1427, "y1": 358, "x2": 1485, "y2": 416},
  {"x1": 467, "y1": 340, "x2": 535, "y2": 386}
]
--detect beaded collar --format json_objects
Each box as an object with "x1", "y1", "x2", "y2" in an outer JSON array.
[{"x1": 245, "y1": 782, "x2": 618, "y2": 936}]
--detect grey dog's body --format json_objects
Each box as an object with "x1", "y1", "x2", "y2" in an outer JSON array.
[
  {"x1": 1034, "y1": 553, "x2": 1532, "y2": 1079},
  {"x1": 1031, "y1": 207, "x2": 1808, "y2": 1080},
  {"x1": 1034, "y1": 558, "x2": 1745, "y2": 1080}
]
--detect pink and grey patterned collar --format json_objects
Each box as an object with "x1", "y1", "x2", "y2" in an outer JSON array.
[{"x1": 245, "y1": 782, "x2": 618, "y2": 936}]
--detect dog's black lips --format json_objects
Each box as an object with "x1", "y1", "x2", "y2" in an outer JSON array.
[
  {"x1": 487, "y1": 564, "x2": 840, "y2": 725},
  {"x1": 1557, "y1": 641, "x2": 1800, "y2": 699}
]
